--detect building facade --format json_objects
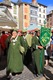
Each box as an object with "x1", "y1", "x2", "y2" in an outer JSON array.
[
  {"x1": 18, "y1": 2, "x2": 30, "y2": 29},
  {"x1": 47, "y1": 10, "x2": 53, "y2": 28},
  {"x1": 38, "y1": 3, "x2": 47, "y2": 26},
  {"x1": 30, "y1": 5, "x2": 38, "y2": 25},
  {"x1": 10, "y1": 0, "x2": 47, "y2": 29},
  {"x1": 18, "y1": 2, "x2": 38, "y2": 29}
]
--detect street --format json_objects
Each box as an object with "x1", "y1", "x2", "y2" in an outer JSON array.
[{"x1": 0, "y1": 55, "x2": 53, "y2": 80}]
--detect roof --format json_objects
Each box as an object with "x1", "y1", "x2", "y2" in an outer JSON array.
[
  {"x1": 47, "y1": 10, "x2": 53, "y2": 16},
  {"x1": 11, "y1": 1, "x2": 17, "y2": 5},
  {"x1": 38, "y1": 3, "x2": 47, "y2": 7},
  {"x1": 11, "y1": 1, "x2": 38, "y2": 8},
  {"x1": 30, "y1": 3, "x2": 38, "y2": 8},
  {"x1": 11, "y1": 1, "x2": 47, "y2": 8}
]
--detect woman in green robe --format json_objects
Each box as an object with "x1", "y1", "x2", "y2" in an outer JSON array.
[
  {"x1": 7, "y1": 30, "x2": 25, "y2": 77},
  {"x1": 32, "y1": 31, "x2": 44, "y2": 76}
]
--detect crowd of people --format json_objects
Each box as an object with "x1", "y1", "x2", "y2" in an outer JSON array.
[{"x1": 0, "y1": 29, "x2": 53, "y2": 79}]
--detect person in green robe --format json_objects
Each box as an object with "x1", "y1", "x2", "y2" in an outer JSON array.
[
  {"x1": 6, "y1": 30, "x2": 25, "y2": 78},
  {"x1": 20, "y1": 30, "x2": 32, "y2": 66},
  {"x1": 32, "y1": 30, "x2": 44, "y2": 76},
  {"x1": 20, "y1": 31, "x2": 28, "y2": 62},
  {"x1": 24, "y1": 32, "x2": 32, "y2": 66},
  {"x1": 20, "y1": 30, "x2": 29, "y2": 66},
  {"x1": 20, "y1": 30, "x2": 28, "y2": 54}
]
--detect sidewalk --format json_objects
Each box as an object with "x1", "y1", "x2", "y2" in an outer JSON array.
[{"x1": 0, "y1": 56, "x2": 53, "y2": 80}]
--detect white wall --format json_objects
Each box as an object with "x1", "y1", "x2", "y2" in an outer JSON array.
[{"x1": 38, "y1": 4, "x2": 47, "y2": 26}]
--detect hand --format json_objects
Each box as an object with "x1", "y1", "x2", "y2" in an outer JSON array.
[
  {"x1": 10, "y1": 36, "x2": 15, "y2": 41},
  {"x1": 11, "y1": 36, "x2": 15, "y2": 39},
  {"x1": 38, "y1": 46, "x2": 43, "y2": 49}
]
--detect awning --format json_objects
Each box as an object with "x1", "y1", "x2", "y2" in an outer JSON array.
[
  {"x1": 27, "y1": 24, "x2": 41, "y2": 31},
  {"x1": 0, "y1": 7, "x2": 17, "y2": 30},
  {"x1": 0, "y1": 28, "x2": 11, "y2": 31},
  {"x1": 0, "y1": 25, "x2": 12, "y2": 31},
  {"x1": 0, "y1": 18, "x2": 17, "y2": 27}
]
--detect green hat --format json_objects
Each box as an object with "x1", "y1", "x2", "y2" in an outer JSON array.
[{"x1": 22, "y1": 29, "x2": 27, "y2": 33}]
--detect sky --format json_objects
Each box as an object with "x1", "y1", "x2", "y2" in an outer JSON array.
[
  {"x1": 11, "y1": 0, "x2": 53, "y2": 13},
  {"x1": 0, "y1": 0, "x2": 53, "y2": 13},
  {"x1": 0, "y1": 0, "x2": 4, "y2": 2}
]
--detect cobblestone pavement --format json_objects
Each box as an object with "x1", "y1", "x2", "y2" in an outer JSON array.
[
  {"x1": 44, "y1": 58, "x2": 53, "y2": 80},
  {"x1": 0, "y1": 56, "x2": 53, "y2": 80}
]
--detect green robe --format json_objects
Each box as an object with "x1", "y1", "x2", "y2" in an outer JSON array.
[
  {"x1": 32, "y1": 36, "x2": 44, "y2": 75},
  {"x1": 25, "y1": 34, "x2": 32, "y2": 47},
  {"x1": 20, "y1": 35, "x2": 32, "y2": 65},
  {"x1": 7, "y1": 36, "x2": 24, "y2": 73},
  {"x1": 20, "y1": 36, "x2": 28, "y2": 54},
  {"x1": 20, "y1": 36, "x2": 28, "y2": 62}
]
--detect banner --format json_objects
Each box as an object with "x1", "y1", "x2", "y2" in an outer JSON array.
[{"x1": 40, "y1": 27, "x2": 51, "y2": 47}]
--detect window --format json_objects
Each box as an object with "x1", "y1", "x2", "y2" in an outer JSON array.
[
  {"x1": 39, "y1": 8, "x2": 41, "y2": 12},
  {"x1": 43, "y1": 15, "x2": 45, "y2": 18},
  {"x1": 35, "y1": 11, "x2": 37, "y2": 16},
  {"x1": 39, "y1": 20, "x2": 41, "y2": 23},
  {"x1": 24, "y1": 15, "x2": 27, "y2": 19},
  {"x1": 30, "y1": 10, "x2": 37, "y2": 16},
  {"x1": 35, "y1": 18, "x2": 37, "y2": 21},
  {"x1": 50, "y1": 22, "x2": 52, "y2": 25},
  {"x1": 30, "y1": 17, "x2": 37, "y2": 23},
  {"x1": 43, "y1": 10, "x2": 45, "y2": 13},
  {"x1": 50, "y1": 14, "x2": 52, "y2": 17},
  {"x1": 35, "y1": 18, "x2": 37, "y2": 24},
  {"x1": 24, "y1": 15, "x2": 28, "y2": 19},
  {"x1": 50, "y1": 18, "x2": 52, "y2": 21},
  {"x1": 30, "y1": 17, "x2": 34, "y2": 22},
  {"x1": 30, "y1": 10, "x2": 33, "y2": 14},
  {"x1": 30, "y1": 17, "x2": 33, "y2": 21},
  {"x1": 39, "y1": 14, "x2": 41, "y2": 17}
]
